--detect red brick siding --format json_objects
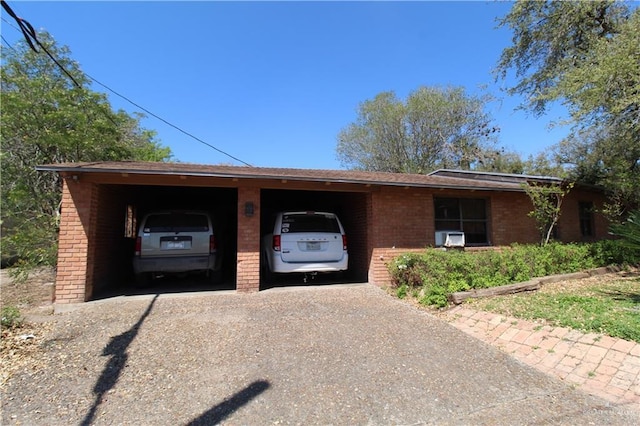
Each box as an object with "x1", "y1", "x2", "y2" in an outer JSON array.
[
  {"x1": 558, "y1": 189, "x2": 610, "y2": 242},
  {"x1": 370, "y1": 187, "x2": 432, "y2": 248},
  {"x1": 489, "y1": 192, "x2": 539, "y2": 245},
  {"x1": 55, "y1": 178, "x2": 94, "y2": 303},
  {"x1": 366, "y1": 187, "x2": 612, "y2": 287},
  {"x1": 236, "y1": 186, "x2": 260, "y2": 292}
]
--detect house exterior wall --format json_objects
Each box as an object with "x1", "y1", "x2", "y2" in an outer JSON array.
[
  {"x1": 55, "y1": 178, "x2": 95, "y2": 303},
  {"x1": 236, "y1": 185, "x2": 261, "y2": 292},
  {"x1": 366, "y1": 186, "x2": 612, "y2": 287},
  {"x1": 51, "y1": 170, "x2": 613, "y2": 304}
]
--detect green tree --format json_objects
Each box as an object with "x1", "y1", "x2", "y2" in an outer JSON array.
[
  {"x1": 1, "y1": 32, "x2": 172, "y2": 268},
  {"x1": 523, "y1": 181, "x2": 574, "y2": 246},
  {"x1": 495, "y1": 1, "x2": 639, "y2": 217},
  {"x1": 610, "y1": 210, "x2": 640, "y2": 254},
  {"x1": 336, "y1": 86, "x2": 502, "y2": 173}
]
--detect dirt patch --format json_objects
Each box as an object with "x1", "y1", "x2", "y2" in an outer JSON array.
[
  {"x1": 1, "y1": 267, "x2": 56, "y2": 312},
  {"x1": 1, "y1": 267, "x2": 56, "y2": 388}
]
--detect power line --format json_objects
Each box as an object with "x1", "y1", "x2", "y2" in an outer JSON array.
[
  {"x1": 86, "y1": 75, "x2": 253, "y2": 167},
  {"x1": 1, "y1": 1, "x2": 253, "y2": 167}
]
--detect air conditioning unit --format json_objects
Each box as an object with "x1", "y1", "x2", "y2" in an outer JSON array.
[{"x1": 435, "y1": 231, "x2": 465, "y2": 248}]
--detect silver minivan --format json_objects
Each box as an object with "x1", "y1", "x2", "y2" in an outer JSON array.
[
  {"x1": 263, "y1": 211, "x2": 348, "y2": 277},
  {"x1": 133, "y1": 210, "x2": 220, "y2": 283}
]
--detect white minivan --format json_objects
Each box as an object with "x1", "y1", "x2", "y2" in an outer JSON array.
[{"x1": 262, "y1": 211, "x2": 348, "y2": 277}]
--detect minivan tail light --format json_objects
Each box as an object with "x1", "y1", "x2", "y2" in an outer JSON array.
[
  {"x1": 273, "y1": 235, "x2": 281, "y2": 251},
  {"x1": 342, "y1": 235, "x2": 348, "y2": 251},
  {"x1": 210, "y1": 235, "x2": 217, "y2": 253},
  {"x1": 135, "y1": 236, "x2": 141, "y2": 256}
]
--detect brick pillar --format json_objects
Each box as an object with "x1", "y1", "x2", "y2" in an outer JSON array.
[
  {"x1": 55, "y1": 177, "x2": 95, "y2": 303},
  {"x1": 236, "y1": 186, "x2": 260, "y2": 292}
]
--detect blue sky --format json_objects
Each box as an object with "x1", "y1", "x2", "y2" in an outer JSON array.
[{"x1": 2, "y1": 1, "x2": 571, "y2": 170}]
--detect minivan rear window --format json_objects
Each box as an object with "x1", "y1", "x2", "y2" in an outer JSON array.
[
  {"x1": 281, "y1": 214, "x2": 340, "y2": 233},
  {"x1": 143, "y1": 213, "x2": 209, "y2": 233}
]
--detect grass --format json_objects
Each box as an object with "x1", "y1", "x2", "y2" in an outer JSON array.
[{"x1": 466, "y1": 274, "x2": 640, "y2": 343}]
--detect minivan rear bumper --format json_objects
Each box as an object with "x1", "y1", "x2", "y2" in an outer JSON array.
[
  {"x1": 269, "y1": 254, "x2": 348, "y2": 274},
  {"x1": 133, "y1": 254, "x2": 217, "y2": 274}
]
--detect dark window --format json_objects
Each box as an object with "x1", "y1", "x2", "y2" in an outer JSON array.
[
  {"x1": 144, "y1": 213, "x2": 209, "y2": 233},
  {"x1": 282, "y1": 213, "x2": 340, "y2": 233},
  {"x1": 434, "y1": 198, "x2": 488, "y2": 245},
  {"x1": 579, "y1": 202, "x2": 594, "y2": 237}
]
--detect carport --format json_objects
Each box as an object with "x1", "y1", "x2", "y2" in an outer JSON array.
[{"x1": 37, "y1": 162, "x2": 377, "y2": 303}]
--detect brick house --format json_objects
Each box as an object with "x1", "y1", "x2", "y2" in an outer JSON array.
[{"x1": 37, "y1": 161, "x2": 611, "y2": 304}]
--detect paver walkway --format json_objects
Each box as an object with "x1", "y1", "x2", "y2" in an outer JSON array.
[{"x1": 441, "y1": 306, "x2": 640, "y2": 411}]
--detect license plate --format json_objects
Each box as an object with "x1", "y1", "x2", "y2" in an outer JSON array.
[
  {"x1": 306, "y1": 242, "x2": 320, "y2": 251},
  {"x1": 166, "y1": 241, "x2": 186, "y2": 249}
]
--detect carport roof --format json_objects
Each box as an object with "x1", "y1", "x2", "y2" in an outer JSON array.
[{"x1": 36, "y1": 161, "x2": 564, "y2": 192}]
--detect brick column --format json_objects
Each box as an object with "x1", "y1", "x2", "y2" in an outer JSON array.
[
  {"x1": 236, "y1": 186, "x2": 260, "y2": 292},
  {"x1": 55, "y1": 177, "x2": 95, "y2": 303}
]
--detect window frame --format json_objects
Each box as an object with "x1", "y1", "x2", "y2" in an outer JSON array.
[
  {"x1": 434, "y1": 197, "x2": 489, "y2": 246},
  {"x1": 578, "y1": 201, "x2": 595, "y2": 238}
]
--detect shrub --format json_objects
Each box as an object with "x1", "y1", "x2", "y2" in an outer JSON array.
[
  {"x1": 589, "y1": 239, "x2": 640, "y2": 266},
  {"x1": 1, "y1": 306, "x2": 22, "y2": 328},
  {"x1": 387, "y1": 242, "x2": 623, "y2": 307}
]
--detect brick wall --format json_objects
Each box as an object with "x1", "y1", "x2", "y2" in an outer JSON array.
[
  {"x1": 489, "y1": 191, "x2": 539, "y2": 245},
  {"x1": 365, "y1": 187, "x2": 612, "y2": 287},
  {"x1": 55, "y1": 177, "x2": 94, "y2": 303},
  {"x1": 236, "y1": 186, "x2": 260, "y2": 292},
  {"x1": 370, "y1": 187, "x2": 432, "y2": 248},
  {"x1": 559, "y1": 189, "x2": 610, "y2": 242}
]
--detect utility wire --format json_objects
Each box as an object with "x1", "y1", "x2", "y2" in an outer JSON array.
[
  {"x1": 1, "y1": 0, "x2": 80, "y2": 87},
  {"x1": 87, "y1": 75, "x2": 253, "y2": 167},
  {"x1": 1, "y1": 0, "x2": 253, "y2": 167}
]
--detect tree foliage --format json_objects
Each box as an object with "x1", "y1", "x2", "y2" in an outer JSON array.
[
  {"x1": 336, "y1": 86, "x2": 502, "y2": 173},
  {"x1": 496, "y1": 1, "x2": 639, "y2": 217},
  {"x1": 610, "y1": 210, "x2": 640, "y2": 255},
  {"x1": 523, "y1": 181, "x2": 574, "y2": 246},
  {"x1": 1, "y1": 32, "x2": 172, "y2": 267}
]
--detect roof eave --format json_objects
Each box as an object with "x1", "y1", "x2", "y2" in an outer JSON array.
[{"x1": 35, "y1": 164, "x2": 524, "y2": 192}]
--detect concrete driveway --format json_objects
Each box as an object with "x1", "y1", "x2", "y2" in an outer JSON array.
[{"x1": 3, "y1": 284, "x2": 638, "y2": 425}]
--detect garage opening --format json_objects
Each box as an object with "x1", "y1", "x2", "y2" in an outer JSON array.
[
  {"x1": 90, "y1": 184, "x2": 237, "y2": 300},
  {"x1": 260, "y1": 189, "x2": 369, "y2": 289}
]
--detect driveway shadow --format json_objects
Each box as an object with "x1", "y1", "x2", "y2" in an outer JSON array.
[
  {"x1": 81, "y1": 295, "x2": 159, "y2": 426},
  {"x1": 186, "y1": 380, "x2": 270, "y2": 425}
]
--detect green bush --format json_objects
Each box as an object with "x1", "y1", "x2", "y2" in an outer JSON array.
[
  {"x1": 388, "y1": 242, "x2": 625, "y2": 307},
  {"x1": 589, "y1": 239, "x2": 640, "y2": 265},
  {"x1": 1, "y1": 306, "x2": 22, "y2": 328}
]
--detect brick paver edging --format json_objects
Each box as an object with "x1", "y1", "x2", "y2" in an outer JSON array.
[{"x1": 442, "y1": 306, "x2": 640, "y2": 411}]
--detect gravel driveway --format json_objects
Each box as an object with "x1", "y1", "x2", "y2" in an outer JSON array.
[{"x1": 2, "y1": 284, "x2": 638, "y2": 425}]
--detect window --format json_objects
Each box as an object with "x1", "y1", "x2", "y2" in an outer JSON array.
[
  {"x1": 143, "y1": 212, "x2": 210, "y2": 233},
  {"x1": 434, "y1": 197, "x2": 488, "y2": 245},
  {"x1": 124, "y1": 205, "x2": 137, "y2": 238},
  {"x1": 579, "y1": 202, "x2": 594, "y2": 237},
  {"x1": 281, "y1": 213, "x2": 340, "y2": 233}
]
